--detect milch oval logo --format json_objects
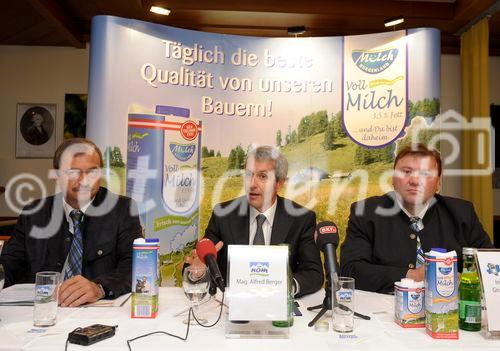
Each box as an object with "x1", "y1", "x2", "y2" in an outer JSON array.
[
  {"x1": 351, "y1": 48, "x2": 398, "y2": 74},
  {"x1": 169, "y1": 143, "x2": 196, "y2": 161},
  {"x1": 438, "y1": 266, "x2": 452, "y2": 275}
]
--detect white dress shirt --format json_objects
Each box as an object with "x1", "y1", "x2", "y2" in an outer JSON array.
[
  {"x1": 247, "y1": 198, "x2": 300, "y2": 295},
  {"x1": 396, "y1": 199, "x2": 430, "y2": 221},
  {"x1": 62, "y1": 197, "x2": 93, "y2": 234}
]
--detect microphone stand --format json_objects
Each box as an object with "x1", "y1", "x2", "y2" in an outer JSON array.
[{"x1": 307, "y1": 272, "x2": 335, "y2": 327}]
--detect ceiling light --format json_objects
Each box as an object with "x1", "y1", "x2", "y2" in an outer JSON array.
[
  {"x1": 287, "y1": 26, "x2": 306, "y2": 36},
  {"x1": 150, "y1": 6, "x2": 171, "y2": 16},
  {"x1": 384, "y1": 16, "x2": 404, "y2": 27}
]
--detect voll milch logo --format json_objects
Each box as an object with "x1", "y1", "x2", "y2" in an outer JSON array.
[
  {"x1": 249, "y1": 262, "x2": 270, "y2": 276},
  {"x1": 351, "y1": 48, "x2": 398, "y2": 74},
  {"x1": 169, "y1": 143, "x2": 196, "y2": 161}
]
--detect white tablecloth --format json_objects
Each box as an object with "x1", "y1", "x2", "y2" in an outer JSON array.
[{"x1": 0, "y1": 288, "x2": 498, "y2": 350}]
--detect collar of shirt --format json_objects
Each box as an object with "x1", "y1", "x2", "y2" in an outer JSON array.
[
  {"x1": 248, "y1": 198, "x2": 278, "y2": 245},
  {"x1": 395, "y1": 195, "x2": 431, "y2": 220},
  {"x1": 62, "y1": 197, "x2": 93, "y2": 234}
]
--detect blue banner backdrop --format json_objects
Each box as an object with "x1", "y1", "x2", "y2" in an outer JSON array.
[{"x1": 87, "y1": 16, "x2": 440, "y2": 285}]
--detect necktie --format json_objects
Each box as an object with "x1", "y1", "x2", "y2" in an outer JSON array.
[
  {"x1": 253, "y1": 214, "x2": 266, "y2": 245},
  {"x1": 410, "y1": 217, "x2": 425, "y2": 268},
  {"x1": 64, "y1": 210, "x2": 84, "y2": 280}
]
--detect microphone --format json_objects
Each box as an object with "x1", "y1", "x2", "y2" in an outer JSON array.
[
  {"x1": 196, "y1": 238, "x2": 225, "y2": 292},
  {"x1": 307, "y1": 221, "x2": 340, "y2": 327},
  {"x1": 315, "y1": 221, "x2": 340, "y2": 285}
]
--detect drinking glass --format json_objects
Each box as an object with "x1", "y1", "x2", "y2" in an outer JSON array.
[
  {"x1": 0, "y1": 264, "x2": 4, "y2": 321},
  {"x1": 33, "y1": 271, "x2": 60, "y2": 327},
  {"x1": 182, "y1": 266, "x2": 210, "y2": 325},
  {"x1": 332, "y1": 277, "x2": 355, "y2": 333},
  {"x1": 0, "y1": 264, "x2": 4, "y2": 292},
  {"x1": 0, "y1": 241, "x2": 4, "y2": 292},
  {"x1": 0, "y1": 264, "x2": 3, "y2": 322}
]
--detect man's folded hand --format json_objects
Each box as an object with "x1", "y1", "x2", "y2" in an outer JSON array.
[{"x1": 58, "y1": 275, "x2": 103, "y2": 307}]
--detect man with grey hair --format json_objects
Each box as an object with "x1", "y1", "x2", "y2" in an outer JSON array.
[{"x1": 200, "y1": 145, "x2": 323, "y2": 297}]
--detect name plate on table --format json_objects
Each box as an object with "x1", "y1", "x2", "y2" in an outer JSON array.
[
  {"x1": 227, "y1": 245, "x2": 288, "y2": 321},
  {"x1": 475, "y1": 249, "x2": 500, "y2": 334}
]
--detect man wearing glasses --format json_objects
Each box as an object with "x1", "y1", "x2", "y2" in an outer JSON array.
[
  {"x1": 192, "y1": 146, "x2": 323, "y2": 297},
  {"x1": 0, "y1": 138, "x2": 143, "y2": 306},
  {"x1": 340, "y1": 143, "x2": 493, "y2": 294}
]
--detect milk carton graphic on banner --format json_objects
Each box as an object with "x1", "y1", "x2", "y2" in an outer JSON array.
[
  {"x1": 126, "y1": 104, "x2": 201, "y2": 286},
  {"x1": 424, "y1": 249, "x2": 459, "y2": 339}
]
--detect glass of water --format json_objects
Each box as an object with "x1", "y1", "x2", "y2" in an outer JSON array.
[
  {"x1": 33, "y1": 271, "x2": 60, "y2": 327},
  {"x1": 0, "y1": 264, "x2": 4, "y2": 323},
  {"x1": 0, "y1": 264, "x2": 4, "y2": 292},
  {"x1": 182, "y1": 266, "x2": 210, "y2": 325},
  {"x1": 332, "y1": 277, "x2": 355, "y2": 333}
]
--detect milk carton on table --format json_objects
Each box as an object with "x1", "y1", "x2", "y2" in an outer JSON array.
[
  {"x1": 395, "y1": 278, "x2": 425, "y2": 328},
  {"x1": 131, "y1": 238, "x2": 160, "y2": 318},
  {"x1": 424, "y1": 249, "x2": 458, "y2": 339}
]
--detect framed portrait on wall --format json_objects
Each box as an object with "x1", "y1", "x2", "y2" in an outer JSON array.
[{"x1": 16, "y1": 103, "x2": 56, "y2": 158}]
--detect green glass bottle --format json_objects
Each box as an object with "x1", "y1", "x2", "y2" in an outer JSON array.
[
  {"x1": 273, "y1": 245, "x2": 294, "y2": 328},
  {"x1": 458, "y1": 247, "x2": 481, "y2": 331},
  {"x1": 272, "y1": 293, "x2": 294, "y2": 327}
]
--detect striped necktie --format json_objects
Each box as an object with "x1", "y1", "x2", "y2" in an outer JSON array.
[
  {"x1": 253, "y1": 214, "x2": 266, "y2": 245},
  {"x1": 410, "y1": 216, "x2": 425, "y2": 268},
  {"x1": 64, "y1": 210, "x2": 84, "y2": 280}
]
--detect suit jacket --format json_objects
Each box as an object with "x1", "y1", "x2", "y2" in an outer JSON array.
[
  {"x1": 25, "y1": 125, "x2": 49, "y2": 145},
  {"x1": 0, "y1": 187, "x2": 143, "y2": 298},
  {"x1": 340, "y1": 192, "x2": 493, "y2": 294},
  {"x1": 204, "y1": 196, "x2": 323, "y2": 297}
]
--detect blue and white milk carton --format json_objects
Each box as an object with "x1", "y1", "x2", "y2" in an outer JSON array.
[
  {"x1": 395, "y1": 278, "x2": 425, "y2": 328},
  {"x1": 424, "y1": 249, "x2": 459, "y2": 339},
  {"x1": 131, "y1": 238, "x2": 160, "y2": 318}
]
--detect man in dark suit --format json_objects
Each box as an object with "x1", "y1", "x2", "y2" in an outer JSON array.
[
  {"x1": 0, "y1": 138, "x2": 142, "y2": 306},
  {"x1": 340, "y1": 144, "x2": 493, "y2": 294},
  {"x1": 196, "y1": 146, "x2": 323, "y2": 297}
]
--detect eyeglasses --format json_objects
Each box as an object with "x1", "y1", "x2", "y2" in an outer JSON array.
[{"x1": 61, "y1": 168, "x2": 101, "y2": 180}]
